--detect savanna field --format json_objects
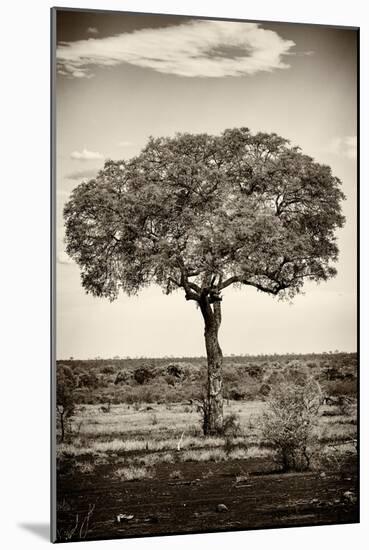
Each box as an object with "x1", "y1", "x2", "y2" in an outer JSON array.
[{"x1": 56, "y1": 353, "x2": 358, "y2": 542}]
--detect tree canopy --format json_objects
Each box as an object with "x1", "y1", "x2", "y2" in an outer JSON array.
[{"x1": 64, "y1": 128, "x2": 345, "y2": 305}]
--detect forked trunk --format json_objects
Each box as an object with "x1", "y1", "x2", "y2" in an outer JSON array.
[{"x1": 200, "y1": 297, "x2": 223, "y2": 435}]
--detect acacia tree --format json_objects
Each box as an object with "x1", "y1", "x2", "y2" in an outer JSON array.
[{"x1": 64, "y1": 128, "x2": 345, "y2": 435}]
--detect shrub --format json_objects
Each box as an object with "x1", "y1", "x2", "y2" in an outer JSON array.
[
  {"x1": 328, "y1": 379, "x2": 357, "y2": 398},
  {"x1": 336, "y1": 395, "x2": 355, "y2": 416},
  {"x1": 57, "y1": 365, "x2": 76, "y2": 442},
  {"x1": 78, "y1": 371, "x2": 99, "y2": 389},
  {"x1": 166, "y1": 364, "x2": 185, "y2": 379},
  {"x1": 228, "y1": 387, "x2": 246, "y2": 401},
  {"x1": 247, "y1": 366, "x2": 262, "y2": 378},
  {"x1": 259, "y1": 376, "x2": 322, "y2": 471},
  {"x1": 165, "y1": 374, "x2": 176, "y2": 386},
  {"x1": 195, "y1": 394, "x2": 211, "y2": 435},
  {"x1": 134, "y1": 367, "x2": 154, "y2": 385},
  {"x1": 114, "y1": 371, "x2": 130, "y2": 385},
  {"x1": 223, "y1": 413, "x2": 241, "y2": 437},
  {"x1": 259, "y1": 383, "x2": 271, "y2": 397},
  {"x1": 223, "y1": 413, "x2": 242, "y2": 454},
  {"x1": 314, "y1": 443, "x2": 357, "y2": 473},
  {"x1": 101, "y1": 365, "x2": 115, "y2": 375}
]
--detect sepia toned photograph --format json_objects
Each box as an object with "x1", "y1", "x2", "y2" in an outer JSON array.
[{"x1": 51, "y1": 7, "x2": 358, "y2": 543}]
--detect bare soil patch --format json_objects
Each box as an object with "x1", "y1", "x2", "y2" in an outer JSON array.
[{"x1": 57, "y1": 457, "x2": 358, "y2": 541}]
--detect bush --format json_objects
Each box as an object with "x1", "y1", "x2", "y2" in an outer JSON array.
[
  {"x1": 223, "y1": 413, "x2": 241, "y2": 437},
  {"x1": 196, "y1": 394, "x2": 211, "y2": 435},
  {"x1": 57, "y1": 365, "x2": 77, "y2": 442},
  {"x1": 328, "y1": 379, "x2": 357, "y2": 398},
  {"x1": 259, "y1": 383, "x2": 271, "y2": 397},
  {"x1": 166, "y1": 364, "x2": 185, "y2": 379},
  {"x1": 101, "y1": 365, "x2": 115, "y2": 375},
  {"x1": 247, "y1": 366, "x2": 263, "y2": 378},
  {"x1": 259, "y1": 376, "x2": 322, "y2": 471},
  {"x1": 223, "y1": 413, "x2": 242, "y2": 454},
  {"x1": 134, "y1": 367, "x2": 154, "y2": 385},
  {"x1": 165, "y1": 374, "x2": 176, "y2": 386},
  {"x1": 228, "y1": 387, "x2": 246, "y2": 401},
  {"x1": 78, "y1": 371, "x2": 99, "y2": 389},
  {"x1": 114, "y1": 371, "x2": 130, "y2": 385}
]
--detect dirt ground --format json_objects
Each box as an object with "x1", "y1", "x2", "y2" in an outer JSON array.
[{"x1": 57, "y1": 458, "x2": 358, "y2": 542}]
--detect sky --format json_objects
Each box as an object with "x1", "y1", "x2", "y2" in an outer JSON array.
[{"x1": 55, "y1": 9, "x2": 357, "y2": 359}]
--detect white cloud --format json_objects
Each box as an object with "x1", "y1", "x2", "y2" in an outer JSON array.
[
  {"x1": 327, "y1": 136, "x2": 357, "y2": 160},
  {"x1": 57, "y1": 20, "x2": 295, "y2": 79},
  {"x1": 87, "y1": 27, "x2": 99, "y2": 35},
  {"x1": 70, "y1": 148, "x2": 103, "y2": 160}
]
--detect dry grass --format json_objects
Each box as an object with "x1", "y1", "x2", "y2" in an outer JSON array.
[
  {"x1": 75, "y1": 462, "x2": 95, "y2": 474},
  {"x1": 57, "y1": 400, "x2": 356, "y2": 473},
  {"x1": 129, "y1": 452, "x2": 175, "y2": 467},
  {"x1": 114, "y1": 466, "x2": 153, "y2": 481},
  {"x1": 169, "y1": 469, "x2": 183, "y2": 480},
  {"x1": 228, "y1": 446, "x2": 272, "y2": 460},
  {"x1": 182, "y1": 448, "x2": 227, "y2": 462},
  {"x1": 317, "y1": 423, "x2": 357, "y2": 443},
  {"x1": 58, "y1": 434, "x2": 244, "y2": 457},
  {"x1": 69, "y1": 402, "x2": 264, "y2": 438}
]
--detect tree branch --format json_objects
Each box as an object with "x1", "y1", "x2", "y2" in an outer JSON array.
[
  {"x1": 168, "y1": 277, "x2": 181, "y2": 287},
  {"x1": 243, "y1": 280, "x2": 287, "y2": 295},
  {"x1": 220, "y1": 275, "x2": 287, "y2": 295},
  {"x1": 219, "y1": 276, "x2": 239, "y2": 290},
  {"x1": 176, "y1": 257, "x2": 201, "y2": 301}
]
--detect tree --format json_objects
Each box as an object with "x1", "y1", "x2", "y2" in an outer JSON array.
[
  {"x1": 64, "y1": 128, "x2": 345, "y2": 435},
  {"x1": 57, "y1": 364, "x2": 76, "y2": 442}
]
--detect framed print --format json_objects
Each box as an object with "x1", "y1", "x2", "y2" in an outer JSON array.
[{"x1": 51, "y1": 7, "x2": 359, "y2": 543}]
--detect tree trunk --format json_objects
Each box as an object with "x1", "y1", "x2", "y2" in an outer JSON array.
[{"x1": 200, "y1": 297, "x2": 223, "y2": 435}]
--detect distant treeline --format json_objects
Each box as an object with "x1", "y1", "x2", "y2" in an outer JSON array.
[
  {"x1": 56, "y1": 353, "x2": 357, "y2": 406},
  {"x1": 58, "y1": 352, "x2": 357, "y2": 369}
]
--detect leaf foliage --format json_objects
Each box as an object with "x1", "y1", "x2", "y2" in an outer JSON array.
[{"x1": 64, "y1": 128, "x2": 345, "y2": 303}]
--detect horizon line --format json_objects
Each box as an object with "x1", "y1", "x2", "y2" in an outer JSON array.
[{"x1": 56, "y1": 350, "x2": 357, "y2": 361}]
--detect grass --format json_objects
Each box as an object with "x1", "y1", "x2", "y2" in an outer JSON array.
[
  {"x1": 75, "y1": 461, "x2": 95, "y2": 474},
  {"x1": 114, "y1": 466, "x2": 153, "y2": 481},
  {"x1": 58, "y1": 434, "x2": 242, "y2": 457},
  {"x1": 182, "y1": 448, "x2": 227, "y2": 462},
  {"x1": 169, "y1": 469, "x2": 183, "y2": 480},
  {"x1": 57, "y1": 399, "x2": 357, "y2": 478},
  {"x1": 129, "y1": 452, "x2": 175, "y2": 467}
]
